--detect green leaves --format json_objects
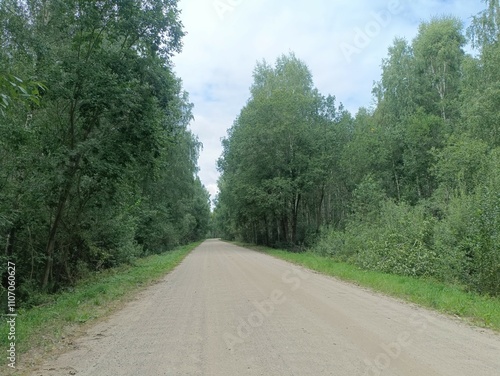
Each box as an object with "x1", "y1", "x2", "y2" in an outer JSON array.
[
  {"x1": 413, "y1": 17, "x2": 465, "y2": 122},
  {"x1": 0, "y1": 0, "x2": 209, "y2": 299},
  {"x1": 217, "y1": 53, "x2": 350, "y2": 246},
  {"x1": 216, "y1": 3, "x2": 500, "y2": 297},
  {"x1": 467, "y1": 0, "x2": 500, "y2": 48},
  {"x1": 0, "y1": 73, "x2": 46, "y2": 116}
]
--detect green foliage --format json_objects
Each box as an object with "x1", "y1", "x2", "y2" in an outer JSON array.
[
  {"x1": 432, "y1": 194, "x2": 474, "y2": 284},
  {"x1": 0, "y1": 0, "x2": 210, "y2": 304},
  {"x1": 0, "y1": 73, "x2": 45, "y2": 116},
  {"x1": 311, "y1": 229, "x2": 346, "y2": 258},
  {"x1": 412, "y1": 16, "x2": 465, "y2": 121},
  {"x1": 216, "y1": 2, "x2": 500, "y2": 297},
  {"x1": 350, "y1": 174, "x2": 386, "y2": 221},
  {"x1": 434, "y1": 148, "x2": 500, "y2": 295},
  {"x1": 217, "y1": 53, "x2": 351, "y2": 247},
  {"x1": 315, "y1": 200, "x2": 438, "y2": 278},
  {"x1": 463, "y1": 3, "x2": 500, "y2": 146},
  {"x1": 351, "y1": 201, "x2": 437, "y2": 278},
  {"x1": 432, "y1": 135, "x2": 489, "y2": 197},
  {"x1": 471, "y1": 180, "x2": 500, "y2": 295},
  {"x1": 467, "y1": 0, "x2": 500, "y2": 48}
]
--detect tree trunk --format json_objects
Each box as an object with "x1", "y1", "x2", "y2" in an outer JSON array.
[
  {"x1": 281, "y1": 217, "x2": 288, "y2": 245},
  {"x1": 42, "y1": 159, "x2": 79, "y2": 290},
  {"x1": 291, "y1": 193, "x2": 301, "y2": 244},
  {"x1": 42, "y1": 195, "x2": 66, "y2": 290},
  {"x1": 393, "y1": 161, "x2": 401, "y2": 201},
  {"x1": 317, "y1": 187, "x2": 325, "y2": 231},
  {"x1": 5, "y1": 228, "x2": 14, "y2": 257}
]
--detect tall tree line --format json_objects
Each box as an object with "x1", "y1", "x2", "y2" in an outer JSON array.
[
  {"x1": 215, "y1": 54, "x2": 352, "y2": 247},
  {"x1": 215, "y1": 1, "x2": 499, "y2": 295},
  {"x1": 0, "y1": 0, "x2": 210, "y2": 304}
]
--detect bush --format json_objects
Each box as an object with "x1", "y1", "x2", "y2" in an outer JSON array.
[
  {"x1": 469, "y1": 149, "x2": 500, "y2": 295},
  {"x1": 471, "y1": 184, "x2": 500, "y2": 295},
  {"x1": 351, "y1": 201, "x2": 438, "y2": 277},
  {"x1": 311, "y1": 150, "x2": 499, "y2": 296},
  {"x1": 432, "y1": 194, "x2": 473, "y2": 285},
  {"x1": 314, "y1": 200, "x2": 439, "y2": 278},
  {"x1": 312, "y1": 228, "x2": 347, "y2": 258},
  {"x1": 433, "y1": 148, "x2": 500, "y2": 296}
]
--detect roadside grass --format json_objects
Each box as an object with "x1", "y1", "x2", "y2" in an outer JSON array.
[
  {"x1": 234, "y1": 242, "x2": 500, "y2": 332},
  {"x1": 1, "y1": 241, "x2": 200, "y2": 372}
]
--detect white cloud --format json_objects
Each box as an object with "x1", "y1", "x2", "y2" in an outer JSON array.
[{"x1": 172, "y1": 0, "x2": 485, "y2": 203}]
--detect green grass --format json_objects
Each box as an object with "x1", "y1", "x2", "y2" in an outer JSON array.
[
  {"x1": 0, "y1": 242, "x2": 200, "y2": 372},
  {"x1": 235, "y1": 242, "x2": 500, "y2": 332}
]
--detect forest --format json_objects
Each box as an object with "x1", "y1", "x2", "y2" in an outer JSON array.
[
  {"x1": 0, "y1": 0, "x2": 210, "y2": 306},
  {"x1": 214, "y1": 2, "x2": 500, "y2": 296}
]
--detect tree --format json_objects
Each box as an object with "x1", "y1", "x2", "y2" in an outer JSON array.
[
  {"x1": 373, "y1": 37, "x2": 416, "y2": 122},
  {"x1": 463, "y1": 0, "x2": 500, "y2": 146},
  {"x1": 217, "y1": 53, "x2": 350, "y2": 246},
  {"x1": 216, "y1": 3, "x2": 500, "y2": 297},
  {"x1": 0, "y1": 0, "x2": 210, "y2": 300},
  {"x1": 412, "y1": 17, "x2": 465, "y2": 123}
]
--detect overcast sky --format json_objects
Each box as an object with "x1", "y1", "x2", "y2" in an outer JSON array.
[{"x1": 171, "y1": 0, "x2": 485, "y2": 202}]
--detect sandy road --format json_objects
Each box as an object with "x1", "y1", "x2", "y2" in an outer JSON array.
[{"x1": 30, "y1": 239, "x2": 500, "y2": 376}]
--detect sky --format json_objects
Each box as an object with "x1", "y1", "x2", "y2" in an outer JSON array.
[{"x1": 171, "y1": 0, "x2": 486, "y2": 203}]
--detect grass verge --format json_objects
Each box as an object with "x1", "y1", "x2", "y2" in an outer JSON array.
[
  {"x1": 1, "y1": 241, "x2": 201, "y2": 373},
  {"x1": 235, "y1": 242, "x2": 500, "y2": 332}
]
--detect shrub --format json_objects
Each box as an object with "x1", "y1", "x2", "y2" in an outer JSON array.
[
  {"x1": 352, "y1": 200, "x2": 438, "y2": 277},
  {"x1": 312, "y1": 228, "x2": 347, "y2": 258},
  {"x1": 432, "y1": 147, "x2": 500, "y2": 295}
]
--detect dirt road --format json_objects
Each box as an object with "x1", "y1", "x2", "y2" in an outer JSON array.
[{"x1": 31, "y1": 239, "x2": 500, "y2": 376}]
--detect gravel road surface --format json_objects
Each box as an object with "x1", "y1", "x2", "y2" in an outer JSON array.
[{"x1": 30, "y1": 239, "x2": 500, "y2": 376}]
